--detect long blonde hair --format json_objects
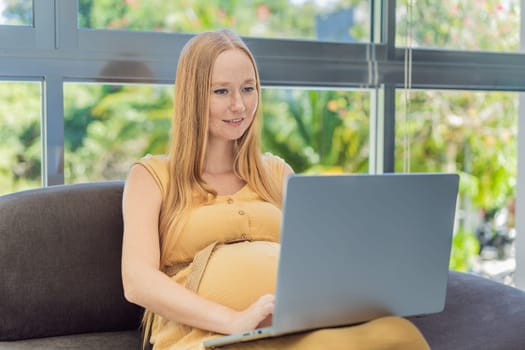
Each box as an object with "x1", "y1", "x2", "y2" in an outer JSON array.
[{"x1": 143, "y1": 29, "x2": 281, "y2": 346}]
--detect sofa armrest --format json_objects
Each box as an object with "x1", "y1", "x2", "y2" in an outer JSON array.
[
  {"x1": 409, "y1": 270, "x2": 525, "y2": 350},
  {"x1": 0, "y1": 182, "x2": 143, "y2": 341}
]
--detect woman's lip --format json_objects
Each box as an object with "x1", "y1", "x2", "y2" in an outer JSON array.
[{"x1": 223, "y1": 118, "x2": 244, "y2": 124}]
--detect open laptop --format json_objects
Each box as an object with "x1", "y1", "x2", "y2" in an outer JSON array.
[{"x1": 204, "y1": 173, "x2": 459, "y2": 349}]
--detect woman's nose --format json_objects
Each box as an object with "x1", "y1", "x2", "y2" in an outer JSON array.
[{"x1": 230, "y1": 92, "x2": 246, "y2": 112}]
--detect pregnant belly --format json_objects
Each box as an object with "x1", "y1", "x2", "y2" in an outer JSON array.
[{"x1": 197, "y1": 241, "x2": 279, "y2": 311}]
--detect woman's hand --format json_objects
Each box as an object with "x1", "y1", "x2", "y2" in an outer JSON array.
[{"x1": 225, "y1": 294, "x2": 274, "y2": 334}]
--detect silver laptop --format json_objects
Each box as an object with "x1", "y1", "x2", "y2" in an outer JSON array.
[{"x1": 204, "y1": 173, "x2": 459, "y2": 349}]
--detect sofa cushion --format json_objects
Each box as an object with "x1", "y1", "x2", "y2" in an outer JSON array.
[
  {"x1": 0, "y1": 330, "x2": 141, "y2": 350},
  {"x1": 409, "y1": 270, "x2": 525, "y2": 350},
  {"x1": 0, "y1": 182, "x2": 143, "y2": 341}
]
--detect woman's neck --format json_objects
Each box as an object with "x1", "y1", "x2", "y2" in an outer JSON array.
[{"x1": 203, "y1": 139, "x2": 236, "y2": 175}]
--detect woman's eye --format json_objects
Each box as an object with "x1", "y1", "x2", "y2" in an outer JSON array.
[
  {"x1": 243, "y1": 86, "x2": 255, "y2": 93},
  {"x1": 213, "y1": 89, "x2": 228, "y2": 95}
]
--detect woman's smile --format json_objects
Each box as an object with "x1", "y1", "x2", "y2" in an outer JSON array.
[{"x1": 223, "y1": 117, "x2": 245, "y2": 126}]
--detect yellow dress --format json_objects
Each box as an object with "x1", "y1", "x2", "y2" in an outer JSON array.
[{"x1": 137, "y1": 154, "x2": 430, "y2": 350}]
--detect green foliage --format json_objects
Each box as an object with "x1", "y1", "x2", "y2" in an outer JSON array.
[
  {"x1": 77, "y1": 0, "x2": 369, "y2": 41},
  {"x1": 449, "y1": 230, "x2": 480, "y2": 272},
  {"x1": 395, "y1": 88, "x2": 517, "y2": 271},
  {"x1": 262, "y1": 89, "x2": 369, "y2": 173},
  {"x1": 395, "y1": 90, "x2": 517, "y2": 217},
  {"x1": 0, "y1": 82, "x2": 41, "y2": 195},
  {"x1": 397, "y1": 0, "x2": 520, "y2": 51},
  {"x1": 0, "y1": 0, "x2": 32, "y2": 25},
  {"x1": 63, "y1": 84, "x2": 172, "y2": 183}
]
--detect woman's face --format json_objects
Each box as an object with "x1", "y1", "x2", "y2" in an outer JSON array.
[{"x1": 208, "y1": 48, "x2": 258, "y2": 144}]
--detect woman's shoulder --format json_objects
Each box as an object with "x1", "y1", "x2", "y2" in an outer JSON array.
[
  {"x1": 133, "y1": 154, "x2": 170, "y2": 196},
  {"x1": 136, "y1": 154, "x2": 169, "y2": 167},
  {"x1": 262, "y1": 152, "x2": 286, "y2": 169},
  {"x1": 261, "y1": 153, "x2": 294, "y2": 199},
  {"x1": 262, "y1": 152, "x2": 293, "y2": 177}
]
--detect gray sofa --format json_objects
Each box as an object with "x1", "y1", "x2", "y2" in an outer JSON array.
[{"x1": 1, "y1": 181, "x2": 525, "y2": 349}]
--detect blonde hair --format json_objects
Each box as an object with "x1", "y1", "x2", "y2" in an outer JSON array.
[{"x1": 142, "y1": 29, "x2": 281, "y2": 346}]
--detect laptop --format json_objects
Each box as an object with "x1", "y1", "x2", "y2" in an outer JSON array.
[{"x1": 204, "y1": 173, "x2": 459, "y2": 349}]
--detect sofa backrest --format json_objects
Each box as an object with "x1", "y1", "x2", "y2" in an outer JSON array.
[{"x1": 0, "y1": 182, "x2": 143, "y2": 341}]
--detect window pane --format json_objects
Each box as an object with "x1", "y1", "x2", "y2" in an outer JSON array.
[
  {"x1": 63, "y1": 83, "x2": 173, "y2": 183},
  {"x1": 262, "y1": 88, "x2": 370, "y2": 174},
  {"x1": 396, "y1": 0, "x2": 520, "y2": 52},
  {"x1": 63, "y1": 83, "x2": 369, "y2": 182},
  {"x1": 0, "y1": 0, "x2": 33, "y2": 26},
  {"x1": 78, "y1": 0, "x2": 371, "y2": 43},
  {"x1": 395, "y1": 89, "x2": 517, "y2": 285},
  {"x1": 0, "y1": 81, "x2": 42, "y2": 195}
]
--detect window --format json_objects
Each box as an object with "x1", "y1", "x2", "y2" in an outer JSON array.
[
  {"x1": 396, "y1": 89, "x2": 517, "y2": 283},
  {"x1": 64, "y1": 83, "x2": 172, "y2": 182},
  {"x1": 396, "y1": 0, "x2": 520, "y2": 52},
  {"x1": 262, "y1": 88, "x2": 370, "y2": 173},
  {"x1": 63, "y1": 84, "x2": 370, "y2": 182},
  {"x1": 2, "y1": 0, "x2": 525, "y2": 285},
  {"x1": 0, "y1": 81, "x2": 41, "y2": 195},
  {"x1": 0, "y1": 0, "x2": 33, "y2": 26},
  {"x1": 78, "y1": 0, "x2": 371, "y2": 43}
]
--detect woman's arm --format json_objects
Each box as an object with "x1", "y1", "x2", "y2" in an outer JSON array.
[{"x1": 121, "y1": 164, "x2": 273, "y2": 334}]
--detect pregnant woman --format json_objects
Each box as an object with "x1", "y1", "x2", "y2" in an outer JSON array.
[{"x1": 121, "y1": 28, "x2": 429, "y2": 350}]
